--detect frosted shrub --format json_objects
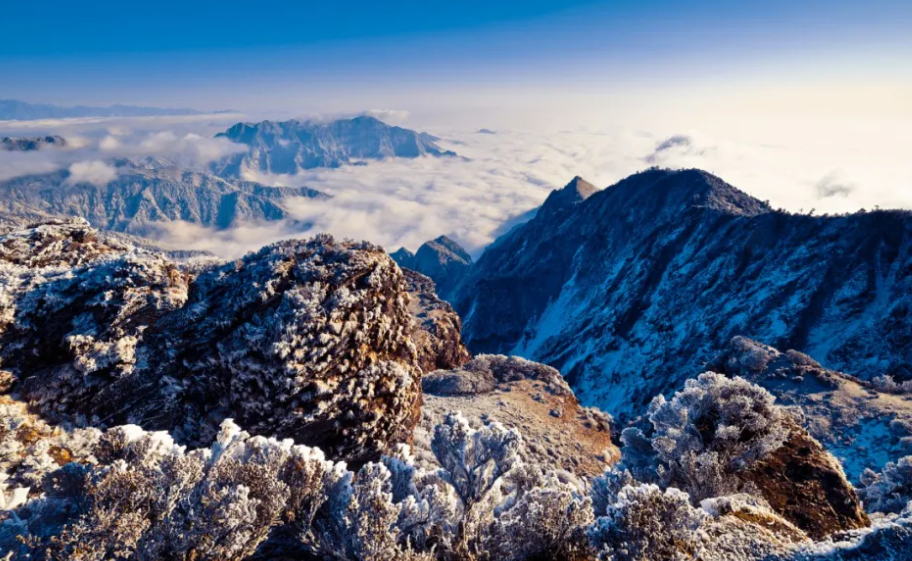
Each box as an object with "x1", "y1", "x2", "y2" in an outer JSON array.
[
  {"x1": 350, "y1": 412, "x2": 596, "y2": 561},
  {"x1": 2, "y1": 420, "x2": 343, "y2": 561},
  {"x1": 858, "y1": 456, "x2": 912, "y2": 514},
  {"x1": 588, "y1": 483, "x2": 707, "y2": 561},
  {"x1": 623, "y1": 372, "x2": 793, "y2": 501},
  {"x1": 3, "y1": 413, "x2": 598, "y2": 561},
  {"x1": 872, "y1": 375, "x2": 912, "y2": 395}
]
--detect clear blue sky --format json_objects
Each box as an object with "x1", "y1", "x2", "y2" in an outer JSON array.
[{"x1": 1, "y1": 0, "x2": 909, "y2": 113}]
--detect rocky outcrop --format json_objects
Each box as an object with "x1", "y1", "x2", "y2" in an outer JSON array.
[
  {"x1": 416, "y1": 354, "x2": 618, "y2": 478},
  {"x1": 0, "y1": 217, "x2": 128, "y2": 268},
  {"x1": 0, "y1": 161, "x2": 328, "y2": 236},
  {"x1": 403, "y1": 269, "x2": 471, "y2": 372},
  {"x1": 393, "y1": 235, "x2": 472, "y2": 301},
  {"x1": 0, "y1": 220, "x2": 423, "y2": 464},
  {"x1": 455, "y1": 168, "x2": 912, "y2": 422},
  {"x1": 712, "y1": 337, "x2": 912, "y2": 480},
  {"x1": 213, "y1": 116, "x2": 456, "y2": 177}
]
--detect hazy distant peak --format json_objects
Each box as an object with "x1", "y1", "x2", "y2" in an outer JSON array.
[
  {"x1": 423, "y1": 235, "x2": 472, "y2": 265},
  {"x1": 1, "y1": 135, "x2": 67, "y2": 151},
  {"x1": 212, "y1": 116, "x2": 456, "y2": 177}
]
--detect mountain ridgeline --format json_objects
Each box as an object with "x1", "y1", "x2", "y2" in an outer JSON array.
[
  {"x1": 450, "y1": 168, "x2": 912, "y2": 421},
  {"x1": 0, "y1": 161, "x2": 328, "y2": 236},
  {"x1": 212, "y1": 115, "x2": 457, "y2": 177}
]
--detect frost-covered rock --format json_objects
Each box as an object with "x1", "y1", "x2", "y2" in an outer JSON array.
[
  {"x1": 418, "y1": 355, "x2": 618, "y2": 478},
  {"x1": 1, "y1": 220, "x2": 424, "y2": 465}
]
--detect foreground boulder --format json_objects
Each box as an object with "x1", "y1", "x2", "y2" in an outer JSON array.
[{"x1": 0, "y1": 221, "x2": 423, "y2": 464}]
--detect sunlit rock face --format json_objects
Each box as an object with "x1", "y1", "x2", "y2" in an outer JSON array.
[{"x1": 402, "y1": 268, "x2": 471, "y2": 373}]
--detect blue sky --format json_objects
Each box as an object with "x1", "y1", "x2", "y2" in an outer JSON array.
[{"x1": 1, "y1": 0, "x2": 910, "y2": 115}]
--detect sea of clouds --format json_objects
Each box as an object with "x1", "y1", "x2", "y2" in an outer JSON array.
[{"x1": 1, "y1": 111, "x2": 909, "y2": 259}]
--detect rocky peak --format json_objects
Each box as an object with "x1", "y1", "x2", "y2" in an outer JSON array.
[
  {"x1": 417, "y1": 235, "x2": 472, "y2": 266},
  {"x1": 592, "y1": 167, "x2": 772, "y2": 220},
  {"x1": 537, "y1": 175, "x2": 599, "y2": 218},
  {"x1": 390, "y1": 246, "x2": 416, "y2": 269}
]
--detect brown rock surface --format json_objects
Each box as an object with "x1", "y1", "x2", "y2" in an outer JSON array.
[
  {"x1": 743, "y1": 420, "x2": 870, "y2": 540},
  {"x1": 403, "y1": 268, "x2": 471, "y2": 373},
  {"x1": 416, "y1": 354, "x2": 619, "y2": 478}
]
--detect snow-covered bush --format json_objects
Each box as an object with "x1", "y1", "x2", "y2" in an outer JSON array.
[
  {"x1": 2, "y1": 420, "x2": 344, "y2": 561},
  {"x1": 2, "y1": 413, "x2": 597, "y2": 561},
  {"x1": 621, "y1": 372, "x2": 793, "y2": 501},
  {"x1": 588, "y1": 483, "x2": 707, "y2": 561},
  {"x1": 872, "y1": 375, "x2": 912, "y2": 395},
  {"x1": 858, "y1": 456, "x2": 912, "y2": 514}
]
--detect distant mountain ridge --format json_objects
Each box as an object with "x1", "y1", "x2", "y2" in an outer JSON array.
[
  {"x1": 391, "y1": 235, "x2": 472, "y2": 300},
  {"x1": 1, "y1": 135, "x2": 67, "y2": 151},
  {"x1": 0, "y1": 161, "x2": 327, "y2": 235},
  {"x1": 212, "y1": 115, "x2": 456, "y2": 177},
  {"x1": 0, "y1": 99, "x2": 235, "y2": 121},
  {"x1": 454, "y1": 168, "x2": 912, "y2": 421}
]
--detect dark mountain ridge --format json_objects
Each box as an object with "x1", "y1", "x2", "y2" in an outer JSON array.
[
  {"x1": 0, "y1": 98, "x2": 233, "y2": 120},
  {"x1": 455, "y1": 168, "x2": 912, "y2": 420},
  {"x1": 391, "y1": 234, "x2": 473, "y2": 300}
]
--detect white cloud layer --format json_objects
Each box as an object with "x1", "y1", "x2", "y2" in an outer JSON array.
[
  {"x1": 66, "y1": 160, "x2": 118, "y2": 186},
  {"x1": 0, "y1": 114, "x2": 245, "y2": 181},
  {"x1": 148, "y1": 119, "x2": 912, "y2": 259},
  {"x1": 2, "y1": 111, "x2": 910, "y2": 260}
]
